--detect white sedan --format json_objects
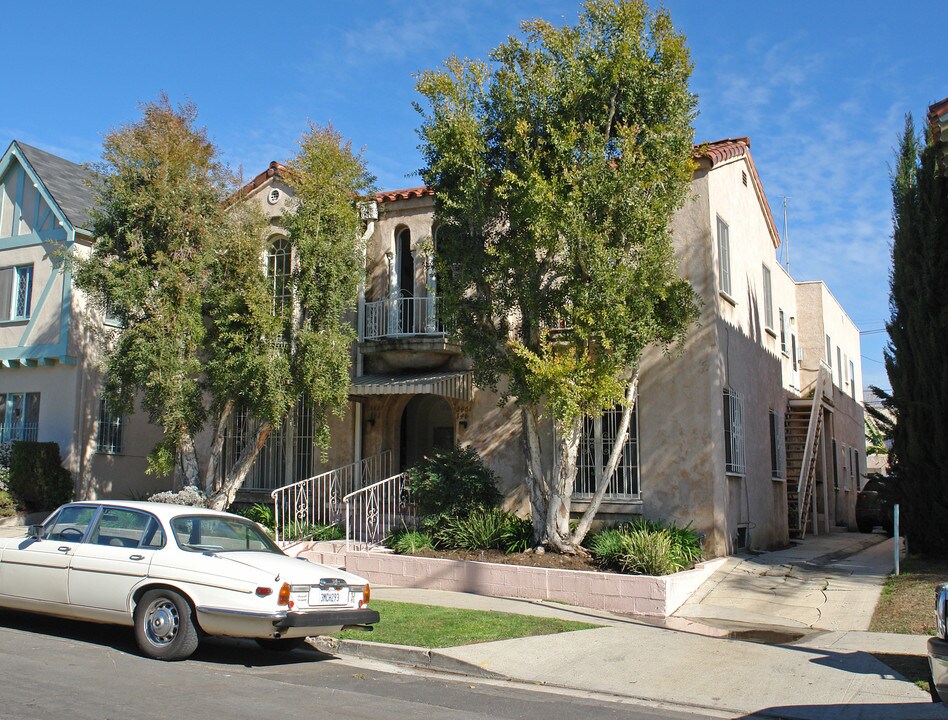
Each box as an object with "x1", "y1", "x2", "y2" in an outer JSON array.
[{"x1": 0, "y1": 500, "x2": 378, "y2": 660}]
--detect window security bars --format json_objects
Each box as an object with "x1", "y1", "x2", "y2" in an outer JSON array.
[
  {"x1": 723, "y1": 388, "x2": 745, "y2": 475},
  {"x1": 96, "y1": 399, "x2": 123, "y2": 454},
  {"x1": 574, "y1": 406, "x2": 639, "y2": 500}
]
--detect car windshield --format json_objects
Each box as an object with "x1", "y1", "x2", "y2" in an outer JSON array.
[{"x1": 170, "y1": 515, "x2": 282, "y2": 554}]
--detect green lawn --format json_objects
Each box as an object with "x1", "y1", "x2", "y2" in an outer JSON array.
[
  {"x1": 869, "y1": 555, "x2": 948, "y2": 694},
  {"x1": 335, "y1": 600, "x2": 599, "y2": 648}
]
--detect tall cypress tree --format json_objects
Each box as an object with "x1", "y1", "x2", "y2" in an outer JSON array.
[{"x1": 882, "y1": 114, "x2": 948, "y2": 555}]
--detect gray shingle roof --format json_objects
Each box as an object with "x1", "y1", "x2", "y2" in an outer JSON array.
[{"x1": 15, "y1": 141, "x2": 99, "y2": 232}]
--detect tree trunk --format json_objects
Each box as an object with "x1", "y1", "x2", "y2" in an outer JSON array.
[
  {"x1": 178, "y1": 434, "x2": 201, "y2": 488},
  {"x1": 545, "y1": 414, "x2": 583, "y2": 553},
  {"x1": 205, "y1": 400, "x2": 234, "y2": 495},
  {"x1": 571, "y1": 373, "x2": 638, "y2": 546},
  {"x1": 207, "y1": 420, "x2": 273, "y2": 511},
  {"x1": 522, "y1": 405, "x2": 550, "y2": 546}
]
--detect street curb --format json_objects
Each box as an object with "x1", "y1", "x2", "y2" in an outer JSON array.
[{"x1": 308, "y1": 636, "x2": 510, "y2": 680}]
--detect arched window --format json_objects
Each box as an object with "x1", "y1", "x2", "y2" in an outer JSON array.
[{"x1": 266, "y1": 236, "x2": 291, "y2": 315}]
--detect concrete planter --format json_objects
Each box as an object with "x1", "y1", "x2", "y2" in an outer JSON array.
[{"x1": 291, "y1": 542, "x2": 726, "y2": 617}]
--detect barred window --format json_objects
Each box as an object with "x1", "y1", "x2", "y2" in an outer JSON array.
[
  {"x1": 574, "y1": 405, "x2": 639, "y2": 500},
  {"x1": 723, "y1": 388, "x2": 745, "y2": 475},
  {"x1": 0, "y1": 392, "x2": 40, "y2": 444},
  {"x1": 97, "y1": 399, "x2": 123, "y2": 454},
  {"x1": 769, "y1": 409, "x2": 785, "y2": 479}
]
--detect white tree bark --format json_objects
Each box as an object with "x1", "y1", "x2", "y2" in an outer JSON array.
[{"x1": 207, "y1": 420, "x2": 273, "y2": 511}]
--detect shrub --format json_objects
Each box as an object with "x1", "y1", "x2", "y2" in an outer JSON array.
[
  {"x1": 589, "y1": 519, "x2": 704, "y2": 576},
  {"x1": 148, "y1": 485, "x2": 208, "y2": 507},
  {"x1": 231, "y1": 502, "x2": 275, "y2": 528},
  {"x1": 281, "y1": 522, "x2": 343, "y2": 542},
  {"x1": 406, "y1": 447, "x2": 501, "y2": 530},
  {"x1": 436, "y1": 508, "x2": 532, "y2": 553},
  {"x1": 387, "y1": 529, "x2": 434, "y2": 554},
  {"x1": 8, "y1": 441, "x2": 73, "y2": 512}
]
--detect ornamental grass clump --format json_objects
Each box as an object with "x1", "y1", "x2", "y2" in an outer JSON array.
[
  {"x1": 435, "y1": 508, "x2": 533, "y2": 554},
  {"x1": 588, "y1": 520, "x2": 703, "y2": 576},
  {"x1": 387, "y1": 529, "x2": 435, "y2": 554}
]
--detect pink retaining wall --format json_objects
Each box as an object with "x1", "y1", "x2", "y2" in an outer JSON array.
[{"x1": 294, "y1": 543, "x2": 725, "y2": 617}]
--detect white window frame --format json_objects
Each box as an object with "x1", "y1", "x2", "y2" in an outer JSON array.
[
  {"x1": 717, "y1": 216, "x2": 732, "y2": 299},
  {"x1": 779, "y1": 309, "x2": 788, "y2": 354},
  {"x1": 266, "y1": 236, "x2": 292, "y2": 316},
  {"x1": 723, "y1": 388, "x2": 745, "y2": 476}
]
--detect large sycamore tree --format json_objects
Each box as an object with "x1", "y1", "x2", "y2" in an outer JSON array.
[
  {"x1": 879, "y1": 114, "x2": 948, "y2": 555},
  {"x1": 75, "y1": 97, "x2": 372, "y2": 510},
  {"x1": 416, "y1": 0, "x2": 699, "y2": 552}
]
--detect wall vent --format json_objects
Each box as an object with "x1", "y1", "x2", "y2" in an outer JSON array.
[{"x1": 741, "y1": 170, "x2": 748, "y2": 187}]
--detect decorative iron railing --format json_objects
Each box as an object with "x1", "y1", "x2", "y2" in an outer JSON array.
[
  {"x1": 0, "y1": 424, "x2": 38, "y2": 445},
  {"x1": 360, "y1": 294, "x2": 444, "y2": 340},
  {"x1": 344, "y1": 472, "x2": 415, "y2": 550},
  {"x1": 270, "y1": 451, "x2": 392, "y2": 543}
]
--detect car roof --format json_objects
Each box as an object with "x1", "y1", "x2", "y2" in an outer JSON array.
[{"x1": 66, "y1": 500, "x2": 239, "y2": 522}]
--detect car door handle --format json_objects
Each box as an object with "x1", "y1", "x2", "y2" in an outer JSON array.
[
  {"x1": 129, "y1": 555, "x2": 144, "y2": 561},
  {"x1": 57, "y1": 546, "x2": 71, "y2": 553}
]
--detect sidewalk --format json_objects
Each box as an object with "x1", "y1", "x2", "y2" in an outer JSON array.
[{"x1": 319, "y1": 532, "x2": 942, "y2": 719}]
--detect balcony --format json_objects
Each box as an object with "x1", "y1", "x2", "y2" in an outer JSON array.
[{"x1": 358, "y1": 294, "x2": 460, "y2": 371}]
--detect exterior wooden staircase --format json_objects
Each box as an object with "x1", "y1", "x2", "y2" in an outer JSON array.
[{"x1": 785, "y1": 364, "x2": 832, "y2": 539}]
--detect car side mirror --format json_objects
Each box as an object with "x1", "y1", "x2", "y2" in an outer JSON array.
[{"x1": 27, "y1": 525, "x2": 42, "y2": 540}]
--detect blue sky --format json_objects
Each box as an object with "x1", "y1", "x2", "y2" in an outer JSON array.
[{"x1": 2, "y1": 1, "x2": 942, "y2": 392}]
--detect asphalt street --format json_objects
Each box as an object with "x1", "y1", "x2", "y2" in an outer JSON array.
[{"x1": 0, "y1": 609, "x2": 718, "y2": 720}]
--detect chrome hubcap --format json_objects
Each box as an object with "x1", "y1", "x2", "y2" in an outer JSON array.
[{"x1": 144, "y1": 599, "x2": 179, "y2": 647}]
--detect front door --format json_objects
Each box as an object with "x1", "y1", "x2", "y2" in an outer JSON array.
[{"x1": 0, "y1": 504, "x2": 98, "y2": 604}]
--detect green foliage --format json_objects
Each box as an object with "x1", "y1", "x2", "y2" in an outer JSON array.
[
  {"x1": 406, "y1": 447, "x2": 502, "y2": 530},
  {"x1": 882, "y1": 114, "x2": 948, "y2": 555},
  {"x1": 280, "y1": 522, "x2": 344, "y2": 542},
  {"x1": 0, "y1": 489, "x2": 16, "y2": 518},
  {"x1": 415, "y1": 0, "x2": 699, "y2": 425},
  {"x1": 386, "y1": 529, "x2": 435, "y2": 554},
  {"x1": 436, "y1": 508, "x2": 533, "y2": 553},
  {"x1": 231, "y1": 502, "x2": 276, "y2": 528},
  {"x1": 588, "y1": 519, "x2": 703, "y2": 575},
  {"x1": 74, "y1": 98, "x2": 373, "y2": 496},
  {"x1": 7, "y1": 442, "x2": 73, "y2": 512}
]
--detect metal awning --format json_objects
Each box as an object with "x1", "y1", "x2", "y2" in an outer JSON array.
[{"x1": 350, "y1": 370, "x2": 473, "y2": 401}]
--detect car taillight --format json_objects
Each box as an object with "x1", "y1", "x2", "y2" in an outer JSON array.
[
  {"x1": 278, "y1": 582, "x2": 292, "y2": 607},
  {"x1": 255, "y1": 586, "x2": 273, "y2": 597}
]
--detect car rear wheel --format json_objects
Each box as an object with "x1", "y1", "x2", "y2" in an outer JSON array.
[
  {"x1": 255, "y1": 637, "x2": 308, "y2": 652},
  {"x1": 134, "y1": 589, "x2": 199, "y2": 661}
]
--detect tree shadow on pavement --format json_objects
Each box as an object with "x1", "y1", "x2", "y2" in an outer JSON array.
[{"x1": 736, "y1": 701, "x2": 943, "y2": 719}]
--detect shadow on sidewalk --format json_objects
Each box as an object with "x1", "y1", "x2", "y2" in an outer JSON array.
[{"x1": 737, "y1": 701, "x2": 942, "y2": 719}]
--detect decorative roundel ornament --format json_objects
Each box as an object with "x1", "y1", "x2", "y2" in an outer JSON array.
[{"x1": 267, "y1": 188, "x2": 281, "y2": 205}]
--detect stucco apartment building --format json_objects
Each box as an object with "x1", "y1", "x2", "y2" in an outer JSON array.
[{"x1": 0, "y1": 136, "x2": 866, "y2": 556}]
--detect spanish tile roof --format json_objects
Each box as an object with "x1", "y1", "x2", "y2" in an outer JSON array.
[
  {"x1": 928, "y1": 97, "x2": 948, "y2": 176},
  {"x1": 374, "y1": 186, "x2": 434, "y2": 203},
  {"x1": 232, "y1": 160, "x2": 289, "y2": 200},
  {"x1": 374, "y1": 139, "x2": 780, "y2": 247},
  {"x1": 15, "y1": 141, "x2": 99, "y2": 232},
  {"x1": 693, "y1": 137, "x2": 780, "y2": 248}
]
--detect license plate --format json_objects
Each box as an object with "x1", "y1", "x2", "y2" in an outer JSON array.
[{"x1": 309, "y1": 588, "x2": 347, "y2": 605}]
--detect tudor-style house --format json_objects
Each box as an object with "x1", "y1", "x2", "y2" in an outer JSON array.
[{"x1": 0, "y1": 136, "x2": 865, "y2": 557}]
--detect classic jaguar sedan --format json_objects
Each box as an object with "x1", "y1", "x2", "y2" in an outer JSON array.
[{"x1": 0, "y1": 501, "x2": 379, "y2": 660}]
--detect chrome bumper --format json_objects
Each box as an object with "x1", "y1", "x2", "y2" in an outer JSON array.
[
  {"x1": 928, "y1": 636, "x2": 948, "y2": 704},
  {"x1": 197, "y1": 605, "x2": 380, "y2": 629}
]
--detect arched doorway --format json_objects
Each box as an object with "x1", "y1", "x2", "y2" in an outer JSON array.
[{"x1": 399, "y1": 394, "x2": 455, "y2": 470}]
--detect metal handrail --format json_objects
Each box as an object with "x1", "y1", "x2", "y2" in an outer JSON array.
[
  {"x1": 796, "y1": 362, "x2": 832, "y2": 530},
  {"x1": 344, "y1": 472, "x2": 415, "y2": 550},
  {"x1": 360, "y1": 294, "x2": 445, "y2": 340},
  {"x1": 270, "y1": 450, "x2": 391, "y2": 543}
]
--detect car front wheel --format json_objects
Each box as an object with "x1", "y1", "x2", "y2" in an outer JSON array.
[{"x1": 134, "y1": 589, "x2": 200, "y2": 661}]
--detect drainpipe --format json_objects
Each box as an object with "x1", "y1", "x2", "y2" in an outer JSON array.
[{"x1": 355, "y1": 201, "x2": 377, "y2": 467}]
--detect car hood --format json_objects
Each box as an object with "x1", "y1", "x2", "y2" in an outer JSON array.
[{"x1": 212, "y1": 551, "x2": 367, "y2": 585}]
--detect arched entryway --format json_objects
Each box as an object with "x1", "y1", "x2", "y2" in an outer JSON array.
[{"x1": 399, "y1": 394, "x2": 455, "y2": 470}]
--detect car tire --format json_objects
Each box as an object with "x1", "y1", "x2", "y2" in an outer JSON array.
[
  {"x1": 930, "y1": 668, "x2": 942, "y2": 703},
  {"x1": 255, "y1": 637, "x2": 308, "y2": 652},
  {"x1": 856, "y1": 520, "x2": 874, "y2": 534},
  {"x1": 134, "y1": 589, "x2": 200, "y2": 661}
]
